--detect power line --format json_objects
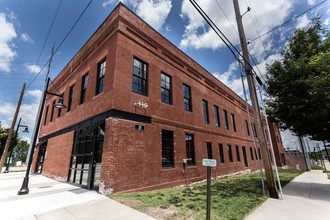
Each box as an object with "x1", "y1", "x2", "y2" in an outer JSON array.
[
  {"x1": 251, "y1": 0, "x2": 328, "y2": 42},
  {"x1": 27, "y1": 0, "x2": 93, "y2": 90},
  {"x1": 28, "y1": 0, "x2": 63, "y2": 84}
]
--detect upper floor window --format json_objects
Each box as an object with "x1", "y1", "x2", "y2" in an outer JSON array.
[
  {"x1": 132, "y1": 58, "x2": 148, "y2": 96},
  {"x1": 161, "y1": 72, "x2": 172, "y2": 104},
  {"x1": 202, "y1": 100, "x2": 209, "y2": 124},
  {"x1": 44, "y1": 105, "x2": 49, "y2": 125},
  {"x1": 80, "y1": 74, "x2": 88, "y2": 104},
  {"x1": 57, "y1": 94, "x2": 63, "y2": 118},
  {"x1": 67, "y1": 84, "x2": 74, "y2": 112},
  {"x1": 185, "y1": 134, "x2": 195, "y2": 166},
  {"x1": 223, "y1": 109, "x2": 229, "y2": 130},
  {"x1": 183, "y1": 84, "x2": 192, "y2": 111},
  {"x1": 96, "y1": 60, "x2": 106, "y2": 95},
  {"x1": 231, "y1": 113, "x2": 236, "y2": 132},
  {"x1": 245, "y1": 120, "x2": 250, "y2": 136},
  {"x1": 214, "y1": 105, "x2": 220, "y2": 127},
  {"x1": 162, "y1": 130, "x2": 174, "y2": 168},
  {"x1": 50, "y1": 100, "x2": 55, "y2": 122}
]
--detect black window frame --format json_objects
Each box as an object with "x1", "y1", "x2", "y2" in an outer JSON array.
[
  {"x1": 185, "y1": 134, "x2": 195, "y2": 166},
  {"x1": 132, "y1": 57, "x2": 148, "y2": 96},
  {"x1": 96, "y1": 59, "x2": 106, "y2": 95},
  {"x1": 235, "y1": 145, "x2": 240, "y2": 162},
  {"x1": 219, "y1": 143, "x2": 225, "y2": 163},
  {"x1": 223, "y1": 109, "x2": 229, "y2": 130},
  {"x1": 57, "y1": 94, "x2": 63, "y2": 118},
  {"x1": 44, "y1": 105, "x2": 49, "y2": 125},
  {"x1": 214, "y1": 105, "x2": 220, "y2": 127},
  {"x1": 228, "y1": 144, "x2": 233, "y2": 162},
  {"x1": 161, "y1": 72, "x2": 172, "y2": 104},
  {"x1": 183, "y1": 84, "x2": 192, "y2": 111},
  {"x1": 206, "y1": 142, "x2": 213, "y2": 159},
  {"x1": 50, "y1": 100, "x2": 55, "y2": 122},
  {"x1": 202, "y1": 99, "x2": 209, "y2": 124},
  {"x1": 67, "y1": 84, "x2": 74, "y2": 112},
  {"x1": 162, "y1": 130, "x2": 174, "y2": 168},
  {"x1": 80, "y1": 73, "x2": 89, "y2": 104},
  {"x1": 231, "y1": 113, "x2": 236, "y2": 132},
  {"x1": 250, "y1": 147, "x2": 254, "y2": 160}
]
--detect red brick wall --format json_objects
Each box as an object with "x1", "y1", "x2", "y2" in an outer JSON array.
[{"x1": 41, "y1": 131, "x2": 74, "y2": 182}]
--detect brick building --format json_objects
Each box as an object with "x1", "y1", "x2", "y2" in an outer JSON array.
[{"x1": 32, "y1": 3, "x2": 285, "y2": 194}]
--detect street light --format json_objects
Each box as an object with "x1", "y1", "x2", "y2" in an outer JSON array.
[
  {"x1": 18, "y1": 77, "x2": 65, "y2": 195},
  {"x1": 3, "y1": 118, "x2": 29, "y2": 173}
]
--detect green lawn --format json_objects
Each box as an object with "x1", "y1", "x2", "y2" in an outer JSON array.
[{"x1": 109, "y1": 169, "x2": 302, "y2": 220}]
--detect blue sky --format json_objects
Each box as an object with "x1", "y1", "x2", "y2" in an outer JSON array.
[{"x1": 0, "y1": 0, "x2": 329, "y2": 150}]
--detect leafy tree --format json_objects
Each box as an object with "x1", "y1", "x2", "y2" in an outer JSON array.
[
  {"x1": 266, "y1": 19, "x2": 330, "y2": 142},
  {"x1": 13, "y1": 140, "x2": 29, "y2": 162}
]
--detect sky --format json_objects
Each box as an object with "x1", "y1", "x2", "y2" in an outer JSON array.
[{"x1": 0, "y1": 0, "x2": 329, "y2": 151}]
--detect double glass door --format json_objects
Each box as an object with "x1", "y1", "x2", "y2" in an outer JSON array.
[{"x1": 68, "y1": 124, "x2": 104, "y2": 190}]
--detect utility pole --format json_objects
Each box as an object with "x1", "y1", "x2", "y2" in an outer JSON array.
[
  {"x1": 0, "y1": 83, "x2": 26, "y2": 173},
  {"x1": 233, "y1": 0, "x2": 278, "y2": 198}
]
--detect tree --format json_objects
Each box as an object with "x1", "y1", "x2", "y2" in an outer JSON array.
[
  {"x1": 266, "y1": 19, "x2": 330, "y2": 142},
  {"x1": 13, "y1": 140, "x2": 29, "y2": 162}
]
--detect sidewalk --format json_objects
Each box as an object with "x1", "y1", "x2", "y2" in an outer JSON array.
[
  {"x1": 245, "y1": 165, "x2": 330, "y2": 220},
  {"x1": 0, "y1": 171, "x2": 155, "y2": 220}
]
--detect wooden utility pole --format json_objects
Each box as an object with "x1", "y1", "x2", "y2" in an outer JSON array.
[
  {"x1": 233, "y1": 0, "x2": 278, "y2": 198},
  {"x1": 0, "y1": 83, "x2": 26, "y2": 173}
]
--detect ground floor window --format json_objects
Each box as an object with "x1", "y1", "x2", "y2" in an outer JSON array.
[
  {"x1": 162, "y1": 130, "x2": 174, "y2": 168},
  {"x1": 185, "y1": 134, "x2": 195, "y2": 166}
]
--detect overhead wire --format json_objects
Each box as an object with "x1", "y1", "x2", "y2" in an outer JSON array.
[
  {"x1": 26, "y1": 0, "x2": 94, "y2": 90},
  {"x1": 28, "y1": 0, "x2": 63, "y2": 84}
]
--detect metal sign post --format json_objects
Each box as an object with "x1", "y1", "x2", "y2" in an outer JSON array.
[{"x1": 202, "y1": 159, "x2": 216, "y2": 220}]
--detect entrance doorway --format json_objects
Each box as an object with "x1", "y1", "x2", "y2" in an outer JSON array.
[
  {"x1": 68, "y1": 123, "x2": 104, "y2": 191},
  {"x1": 35, "y1": 144, "x2": 47, "y2": 174}
]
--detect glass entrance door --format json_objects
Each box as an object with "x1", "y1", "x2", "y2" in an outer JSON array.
[
  {"x1": 35, "y1": 145, "x2": 47, "y2": 174},
  {"x1": 68, "y1": 123, "x2": 104, "y2": 190}
]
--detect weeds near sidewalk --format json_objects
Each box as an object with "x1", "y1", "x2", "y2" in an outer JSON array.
[
  {"x1": 323, "y1": 170, "x2": 330, "y2": 179},
  {"x1": 109, "y1": 169, "x2": 302, "y2": 220}
]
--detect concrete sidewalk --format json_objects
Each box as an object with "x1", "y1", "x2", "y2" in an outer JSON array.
[
  {"x1": 0, "y1": 172, "x2": 155, "y2": 220},
  {"x1": 245, "y1": 165, "x2": 330, "y2": 220}
]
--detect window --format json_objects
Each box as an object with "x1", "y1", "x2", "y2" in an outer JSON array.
[
  {"x1": 235, "y1": 145, "x2": 240, "y2": 162},
  {"x1": 183, "y1": 84, "x2": 192, "y2": 111},
  {"x1": 252, "y1": 124, "x2": 257, "y2": 137},
  {"x1": 132, "y1": 58, "x2": 148, "y2": 96},
  {"x1": 258, "y1": 148, "x2": 261, "y2": 159},
  {"x1": 185, "y1": 134, "x2": 195, "y2": 166},
  {"x1": 228, "y1": 144, "x2": 233, "y2": 162},
  {"x1": 245, "y1": 120, "x2": 250, "y2": 136},
  {"x1": 161, "y1": 72, "x2": 172, "y2": 104},
  {"x1": 44, "y1": 105, "x2": 49, "y2": 125},
  {"x1": 202, "y1": 100, "x2": 209, "y2": 124},
  {"x1": 214, "y1": 105, "x2": 220, "y2": 127},
  {"x1": 206, "y1": 142, "x2": 213, "y2": 159},
  {"x1": 219, "y1": 144, "x2": 225, "y2": 163},
  {"x1": 250, "y1": 147, "x2": 254, "y2": 160},
  {"x1": 162, "y1": 130, "x2": 174, "y2": 168},
  {"x1": 95, "y1": 60, "x2": 106, "y2": 95},
  {"x1": 255, "y1": 148, "x2": 258, "y2": 159},
  {"x1": 57, "y1": 94, "x2": 63, "y2": 118},
  {"x1": 242, "y1": 146, "x2": 248, "y2": 167},
  {"x1": 67, "y1": 84, "x2": 74, "y2": 112},
  {"x1": 80, "y1": 74, "x2": 88, "y2": 104},
  {"x1": 231, "y1": 113, "x2": 236, "y2": 132},
  {"x1": 223, "y1": 109, "x2": 229, "y2": 130},
  {"x1": 50, "y1": 100, "x2": 55, "y2": 122}
]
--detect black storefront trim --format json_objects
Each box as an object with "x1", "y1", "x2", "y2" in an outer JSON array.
[{"x1": 38, "y1": 109, "x2": 151, "y2": 143}]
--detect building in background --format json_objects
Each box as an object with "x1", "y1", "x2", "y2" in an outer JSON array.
[{"x1": 31, "y1": 3, "x2": 286, "y2": 194}]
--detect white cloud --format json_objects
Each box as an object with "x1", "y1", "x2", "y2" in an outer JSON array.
[
  {"x1": 135, "y1": 0, "x2": 172, "y2": 31},
  {"x1": 20, "y1": 33, "x2": 33, "y2": 43},
  {"x1": 295, "y1": 14, "x2": 311, "y2": 29},
  {"x1": 103, "y1": 0, "x2": 116, "y2": 8},
  {"x1": 180, "y1": 0, "x2": 294, "y2": 60},
  {"x1": 0, "y1": 89, "x2": 42, "y2": 142},
  {"x1": 213, "y1": 61, "x2": 245, "y2": 98},
  {"x1": 0, "y1": 12, "x2": 17, "y2": 73},
  {"x1": 25, "y1": 64, "x2": 42, "y2": 74},
  {"x1": 307, "y1": 0, "x2": 316, "y2": 5}
]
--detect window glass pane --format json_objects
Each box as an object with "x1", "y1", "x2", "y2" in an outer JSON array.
[
  {"x1": 162, "y1": 130, "x2": 174, "y2": 168},
  {"x1": 132, "y1": 58, "x2": 148, "y2": 96},
  {"x1": 185, "y1": 134, "x2": 195, "y2": 165}
]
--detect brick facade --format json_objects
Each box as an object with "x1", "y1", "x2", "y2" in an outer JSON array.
[{"x1": 34, "y1": 3, "x2": 286, "y2": 194}]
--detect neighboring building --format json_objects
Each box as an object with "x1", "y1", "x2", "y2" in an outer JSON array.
[{"x1": 31, "y1": 3, "x2": 285, "y2": 194}]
